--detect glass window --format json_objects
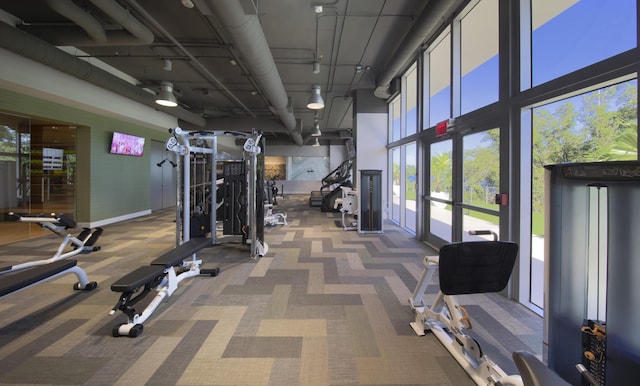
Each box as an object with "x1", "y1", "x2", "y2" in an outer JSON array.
[
  {"x1": 460, "y1": 0, "x2": 499, "y2": 114},
  {"x1": 391, "y1": 147, "x2": 400, "y2": 223},
  {"x1": 390, "y1": 98, "x2": 401, "y2": 142},
  {"x1": 462, "y1": 210, "x2": 499, "y2": 241},
  {"x1": 427, "y1": 30, "x2": 451, "y2": 127},
  {"x1": 429, "y1": 140, "x2": 453, "y2": 242},
  {"x1": 405, "y1": 66, "x2": 418, "y2": 136},
  {"x1": 526, "y1": 79, "x2": 638, "y2": 308},
  {"x1": 404, "y1": 142, "x2": 417, "y2": 232},
  {"x1": 530, "y1": 0, "x2": 637, "y2": 87},
  {"x1": 462, "y1": 129, "x2": 500, "y2": 210}
]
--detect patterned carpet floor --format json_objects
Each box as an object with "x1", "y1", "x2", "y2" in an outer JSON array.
[{"x1": 0, "y1": 195, "x2": 543, "y2": 385}]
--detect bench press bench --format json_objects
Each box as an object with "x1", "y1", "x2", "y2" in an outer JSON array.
[
  {"x1": 0, "y1": 259, "x2": 97, "y2": 299},
  {"x1": 110, "y1": 238, "x2": 220, "y2": 337},
  {"x1": 2, "y1": 213, "x2": 103, "y2": 275}
]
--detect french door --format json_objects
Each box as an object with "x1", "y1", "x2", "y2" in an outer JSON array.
[{"x1": 423, "y1": 125, "x2": 503, "y2": 248}]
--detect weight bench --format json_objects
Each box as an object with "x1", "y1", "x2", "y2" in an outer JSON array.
[
  {"x1": 0, "y1": 259, "x2": 97, "y2": 299},
  {"x1": 408, "y1": 231, "x2": 523, "y2": 386},
  {"x1": 1, "y1": 213, "x2": 103, "y2": 275},
  {"x1": 110, "y1": 238, "x2": 220, "y2": 337}
]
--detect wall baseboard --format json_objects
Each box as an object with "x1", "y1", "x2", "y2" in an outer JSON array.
[{"x1": 79, "y1": 210, "x2": 152, "y2": 229}]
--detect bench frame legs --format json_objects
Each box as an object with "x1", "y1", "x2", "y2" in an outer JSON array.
[
  {"x1": 112, "y1": 259, "x2": 219, "y2": 338},
  {"x1": 408, "y1": 256, "x2": 523, "y2": 386}
]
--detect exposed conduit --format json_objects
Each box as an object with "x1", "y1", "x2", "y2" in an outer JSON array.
[
  {"x1": 46, "y1": 0, "x2": 107, "y2": 43},
  {"x1": 201, "y1": 0, "x2": 304, "y2": 146},
  {"x1": 25, "y1": 0, "x2": 153, "y2": 46},
  {"x1": 0, "y1": 21, "x2": 206, "y2": 126},
  {"x1": 374, "y1": 0, "x2": 464, "y2": 99}
]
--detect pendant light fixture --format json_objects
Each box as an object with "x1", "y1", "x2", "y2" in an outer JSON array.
[
  {"x1": 306, "y1": 85, "x2": 325, "y2": 110},
  {"x1": 155, "y1": 81, "x2": 178, "y2": 107}
]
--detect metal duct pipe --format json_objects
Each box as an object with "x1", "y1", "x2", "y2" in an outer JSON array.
[
  {"x1": 88, "y1": 0, "x2": 154, "y2": 44},
  {"x1": 206, "y1": 117, "x2": 291, "y2": 132},
  {"x1": 0, "y1": 22, "x2": 205, "y2": 126},
  {"x1": 32, "y1": 0, "x2": 153, "y2": 46},
  {"x1": 202, "y1": 0, "x2": 303, "y2": 146},
  {"x1": 46, "y1": 0, "x2": 108, "y2": 43},
  {"x1": 374, "y1": 0, "x2": 464, "y2": 99}
]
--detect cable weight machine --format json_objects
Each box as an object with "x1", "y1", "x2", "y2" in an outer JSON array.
[{"x1": 166, "y1": 127, "x2": 267, "y2": 258}]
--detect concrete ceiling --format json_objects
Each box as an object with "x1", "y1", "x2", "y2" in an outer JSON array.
[{"x1": 0, "y1": 0, "x2": 462, "y2": 145}]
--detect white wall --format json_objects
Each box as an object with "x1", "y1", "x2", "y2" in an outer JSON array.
[
  {"x1": 265, "y1": 143, "x2": 341, "y2": 195},
  {"x1": 355, "y1": 112, "x2": 388, "y2": 217}
]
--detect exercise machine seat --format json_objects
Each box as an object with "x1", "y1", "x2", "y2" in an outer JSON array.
[
  {"x1": 513, "y1": 351, "x2": 571, "y2": 386},
  {"x1": 150, "y1": 238, "x2": 211, "y2": 267},
  {"x1": 438, "y1": 241, "x2": 518, "y2": 295}
]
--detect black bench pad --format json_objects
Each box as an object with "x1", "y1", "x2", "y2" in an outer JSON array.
[
  {"x1": 0, "y1": 260, "x2": 78, "y2": 297},
  {"x1": 150, "y1": 238, "x2": 211, "y2": 268},
  {"x1": 438, "y1": 241, "x2": 518, "y2": 295},
  {"x1": 111, "y1": 265, "x2": 165, "y2": 293}
]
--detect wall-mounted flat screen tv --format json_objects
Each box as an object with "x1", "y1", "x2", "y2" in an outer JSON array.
[{"x1": 110, "y1": 132, "x2": 145, "y2": 156}]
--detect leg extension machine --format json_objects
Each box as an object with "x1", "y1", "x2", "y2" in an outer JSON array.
[{"x1": 408, "y1": 231, "x2": 522, "y2": 386}]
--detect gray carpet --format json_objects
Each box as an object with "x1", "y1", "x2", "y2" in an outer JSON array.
[{"x1": 0, "y1": 195, "x2": 542, "y2": 385}]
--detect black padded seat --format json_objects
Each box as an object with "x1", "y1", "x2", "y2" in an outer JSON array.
[
  {"x1": 513, "y1": 351, "x2": 571, "y2": 386},
  {"x1": 0, "y1": 260, "x2": 77, "y2": 297},
  {"x1": 54, "y1": 214, "x2": 77, "y2": 229},
  {"x1": 438, "y1": 241, "x2": 518, "y2": 295},
  {"x1": 110, "y1": 265, "x2": 165, "y2": 293},
  {"x1": 150, "y1": 238, "x2": 211, "y2": 268}
]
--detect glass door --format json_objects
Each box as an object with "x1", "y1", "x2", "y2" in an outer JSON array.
[
  {"x1": 425, "y1": 139, "x2": 453, "y2": 244},
  {"x1": 423, "y1": 126, "x2": 501, "y2": 247},
  {"x1": 461, "y1": 128, "x2": 500, "y2": 240}
]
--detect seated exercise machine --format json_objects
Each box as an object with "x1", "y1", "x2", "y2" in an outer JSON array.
[
  {"x1": 408, "y1": 230, "x2": 523, "y2": 386},
  {"x1": 264, "y1": 204, "x2": 287, "y2": 227},
  {"x1": 333, "y1": 186, "x2": 358, "y2": 231},
  {"x1": 0, "y1": 213, "x2": 102, "y2": 298}
]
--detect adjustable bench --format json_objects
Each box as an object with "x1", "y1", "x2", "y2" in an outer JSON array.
[
  {"x1": 2, "y1": 213, "x2": 103, "y2": 275},
  {"x1": 110, "y1": 238, "x2": 219, "y2": 337},
  {"x1": 0, "y1": 259, "x2": 97, "y2": 299}
]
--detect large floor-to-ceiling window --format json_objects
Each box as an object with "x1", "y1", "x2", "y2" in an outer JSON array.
[
  {"x1": 388, "y1": 0, "x2": 638, "y2": 315},
  {"x1": 388, "y1": 64, "x2": 419, "y2": 233},
  {"x1": 517, "y1": 0, "x2": 637, "y2": 312}
]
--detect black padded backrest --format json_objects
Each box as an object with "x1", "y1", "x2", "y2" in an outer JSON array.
[
  {"x1": 0, "y1": 260, "x2": 77, "y2": 297},
  {"x1": 438, "y1": 241, "x2": 518, "y2": 295},
  {"x1": 513, "y1": 351, "x2": 571, "y2": 386}
]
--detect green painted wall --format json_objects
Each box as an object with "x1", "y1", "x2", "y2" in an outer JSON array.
[{"x1": 0, "y1": 89, "x2": 174, "y2": 224}]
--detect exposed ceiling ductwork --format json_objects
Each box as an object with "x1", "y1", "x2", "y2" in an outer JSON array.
[
  {"x1": 374, "y1": 0, "x2": 465, "y2": 99},
  {"x1": 198, "y1": 0, "x2": 303, "y2": 146},
  {"x1": 24, "y1": 0, "x2": 154, "y2": 46},
  {"x1": 0, "y1": 0, "x2": 462, "y2": 145}
]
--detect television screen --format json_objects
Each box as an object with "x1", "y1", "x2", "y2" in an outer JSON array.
[{"x1": 110, "y1": 132, "x2": 145, "y2": 156}]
